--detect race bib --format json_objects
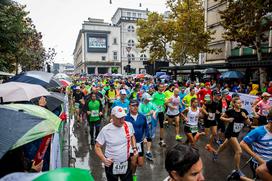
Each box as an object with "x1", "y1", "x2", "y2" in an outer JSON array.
[
  {"x1": 136, "y1": 143, "x2": 142, "y2": 153},
  {"x1": 146, "y1": 115, "x2": 152, "y2": 124},
  {"x1": 190, "y1": 125, "x2": 198, "y2": 133},
  {"x1": 75, "y1": 103, "x2": 80, "y2": 109},
  {"x1": 91, "y1": 110, "x2": 99, "y2": 117},
  {"x1": 112, "y1": 161, "x2": 128, "y2": 175},
  {"x1": 222, "y1": 108, "x2": 226, "y2": 113},
  {"x1": 233, "y1": 122, "x2": 244, "y2": 133},
  {"x1": 157, "y1": 105, "x2": 163, "y2": 112},
  {"x1": 263, "y1": 110, "x2": 269, "y2": 116},
  {"x1": 207, "y1": 113, "x2": 215, "y2": 120}
]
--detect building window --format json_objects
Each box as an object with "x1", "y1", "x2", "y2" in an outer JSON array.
[
  {"x1": 138, "y1": 13, "x2": 142, "y2": 18},
  {"x1": 128, "y1": 25, "x2": 135, "y2": 32},
  {"x1": 113, "y1": 38, "x2": 117, "y2": 44},
  {"x1": 140, "y1": 54, "x2": 147, "y2": 61},
  {"x1": 113, "y1": 51, "x2": 118, "y2": 61},
  {"x1": 127, "y1": 12, "x2": 131, "y2": 17},
  {"x1": 128, "y1": 39, "x2": 135, "y2": 47},
  {"x1": 102, "y1": 56, "x2": 106, "y2": 61},
  {"x1": 128, "y1": 54, "x2": 135, "y2": 61},
  {"x1": 133, "y1": 12, "x2": 136, "y2": 17}
]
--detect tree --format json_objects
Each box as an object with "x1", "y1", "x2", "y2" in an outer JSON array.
[
  {"x1": 137, "y1": 0, "x2": 219, "y2": 65},
  {"x1": 219, "y1": 0, "x2": 272, "y2": 84},
  {"x1": 0, "y1": 1, "x2": 49, "y2": 73}
]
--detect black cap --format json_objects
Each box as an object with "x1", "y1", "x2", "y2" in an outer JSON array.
[{"x1": 130, "y1": 100, "x2": 139, "y2": 106}]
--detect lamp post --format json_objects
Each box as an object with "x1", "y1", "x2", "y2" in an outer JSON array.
[{"x1": 126, "y1": 46, "x2": 132, "y2": 74}]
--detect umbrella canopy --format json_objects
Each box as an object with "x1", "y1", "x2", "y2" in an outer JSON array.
[
  {"x1": 7, "y1": 71, "x2": 61, "y2": 89},
  {"x1": 144, "y1": 74, "x2": 153, "y2": 78},
  {"x1": 59, "y1": 79, "x2": 71, "y2": 87},
  {"x1": 221, "y1": 70, "x2": 244, "y2": 79},
  {"x1": 0, "y1": 168, "x2": 95, "y2": 181},
  {"x1": 54, "y1": 73, "x2": 72, "y2": 82},
  {"x1": 135, "y1": 74, "x2": 145, "y2": 79},
  {"x1": 0, "y1": 104, "x2": 61, "y2": 150},
  {"x1": 34, "y1": 168, "x2": 95, "y2": 181},
  {"x1": 0, "y1": 108, "x2": 44, "y2": 159},
  {"x1": 31, "y1": 92, "x2": 64, "y2": 112},
  {"x1": 159, "y1": 74, "x2": 171, "y2": 80},
  {"x1": 202, "y1": 68, "x2": 220, "y2": 74},
  {"x1": 0, "y1": 82, "x2": 50, "y2": 103}
]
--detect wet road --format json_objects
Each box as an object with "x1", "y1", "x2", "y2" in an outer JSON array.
[{"x1": 69, "y1": 113, "x2": 253, "y2": 181}]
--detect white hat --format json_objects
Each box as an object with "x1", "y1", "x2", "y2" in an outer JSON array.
[
  {"x1": 120, "y1": 89, "x2": 127, "y2": 95},
  {"x1": 262, "y1": 92, "x2": 271, "y2": 97},
  {"x1": 111, "y1": 106, "x2": 127, "y2": 118}
]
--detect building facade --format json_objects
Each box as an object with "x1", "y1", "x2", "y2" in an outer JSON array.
[
  {"x1": 73, "y1": 18, "x2": 121, "y2": 74},
  {"x1": 111, "y1": 8, "x2": 149, "y2": 74}
]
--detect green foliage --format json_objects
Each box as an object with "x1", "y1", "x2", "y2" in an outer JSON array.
[
  {"x1": 0, "y1": 1, "x2": 51, "y2": 73},
  {"x1": 219, "y1": 0, "x2": 272, "y2": 55},
  {"x1": 137, "y1": 0, "x2": 219, "y2": 65}
]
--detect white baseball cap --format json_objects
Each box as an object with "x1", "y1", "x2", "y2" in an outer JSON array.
[
  {"x1": 111, "y1": 106, "x2": 127, "y2": 118},
  {"x1": 120, "y1": 89, "x2": 127, "y2": 95},
  {"x1": 142, "y1": 93, "x2": 152, "y2": 101}
]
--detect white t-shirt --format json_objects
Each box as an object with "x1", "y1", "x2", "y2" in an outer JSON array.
[
  {"x1": 166, "y1": 95, "x2": 180, "y2": 116},
  {"x1": 96, "y1": 122, "x2": 135, "y2": 163},
  {"x1": 187, "y1": 107, "x2": 199, "y2": 126}
]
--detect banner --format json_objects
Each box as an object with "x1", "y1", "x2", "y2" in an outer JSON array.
[{"x1": 229, "y1": 92, "x2": 272, "y2": 118}]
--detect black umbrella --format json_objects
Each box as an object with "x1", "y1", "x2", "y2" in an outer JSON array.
[
  {"x1": 202, "y1": 68, "x2": 220, "y2": 74},
  {"x1": 0, "y1": 108, "x2": 43, "y2": 159},
  {"x1": 7, "y1": 71, "x2": 61, "y2": 89},
  {"x1": 31, "y1": 92, "x2": 64, "y2": 112}
]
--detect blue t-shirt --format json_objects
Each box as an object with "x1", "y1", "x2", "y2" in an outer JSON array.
[
  {"x1": 112, "y1": 99, "x2": 130, "y2": 114},
  {"x1": 243, "y1": 126, "x2": 272, "y2": 163},
  {"x1": 125, "y1": 113, "x2": 150, "y2": 143}
]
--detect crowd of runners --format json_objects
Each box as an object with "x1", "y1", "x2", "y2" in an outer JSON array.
[{"x1": 67, "y1": 76, "x2": 272, "y2": 181}]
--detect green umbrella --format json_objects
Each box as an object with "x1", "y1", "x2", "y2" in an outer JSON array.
[
  {"x1": 0, "y1": 104, "x2": 61, "y2": 149},
  {"x1": 33, "y1": 168, "x2": 95, "y2": 181}
]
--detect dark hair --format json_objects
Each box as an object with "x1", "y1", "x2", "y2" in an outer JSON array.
[
  {"x1": 190, "y1": 87, "x2": 195, "y2": 92},
  {"x1": 232, "y1": 97, "x2": 240, "y2": 104},
  {"x1": 191, "y1": 98, "x2": 197, "y2": 104},
  {"x1": 165, "y1": 144, "x2": 200, "y2": 178}
]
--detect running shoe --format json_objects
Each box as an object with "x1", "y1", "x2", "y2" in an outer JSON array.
[
  {"x1": 175, "y1": 135, "x2": 183, "y2": 141},
  {"x1": 145, "y1": 152, "x2": 153, "y2": 161},
  {"x1": 159, "y1": 140, "x2": 167, "y2": 147},
  {"x1": 226, "y1": 170, "x2": 240, "y2": 181}
]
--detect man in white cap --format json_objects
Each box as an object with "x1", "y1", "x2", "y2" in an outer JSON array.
[
  {"x1": 95, "y1": 106, "x2": 137, "y2": 181},
  {"x1": 112, "y1": 89, "x2": 130, "y2": 114}
]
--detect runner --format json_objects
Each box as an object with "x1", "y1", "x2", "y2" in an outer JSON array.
[
  {"x1": 213, "y1": 97, "x2": 252, "y2": 173},
  {"x1": 182, "y1": 88, "x2": 197, "y2": 108},
  {"x1": 125, "y1": 100, "x2": 151, "y2": 181},
  {"x1": 112, "y1": 89, "x2": 130, "y2": 114},
  {"x1": 239, "y1": 108, "x2": 272, "y2": 178},
  {"x1": 86, "y1": 92, "x2": 103, "y2": 145},
  {"x1": 201, "y1": 94, "x2": 218, "y2": 151},
  {"x1": 138, "y1": 93, "x2": 157, "y2": 161},
  {"x1": 152, "y1": 83, "x2": 167, "y2": 147},
  {"x1": 73, "y1": 86, "x2": 84, "y2": 124},
  {"x1": 252, "y1": 92, "x2": 271, "y2": 126},
  {"x1": 197, "y1": 82, "x2": 212, "y2": 106},
  {"x1": 105, "y1": 84, "x2": 118, "y2": 115},
  {"x1": 181, "y1": 98, "x2": 205, "y2": 147},
  {"x1": 95, "y1": 106, "x2": 137, "y2": 181},
  {"x1": 166, "y1": 88, "x2": 183, "y2": 141}
]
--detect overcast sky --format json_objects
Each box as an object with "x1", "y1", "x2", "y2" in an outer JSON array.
[{"x1": 16, "y1": 0, "x2": 168, "y2": 64}]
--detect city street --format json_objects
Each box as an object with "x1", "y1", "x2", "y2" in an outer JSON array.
[{"x1": 69, "y1": 113, "x2": 253, "y2": 181}]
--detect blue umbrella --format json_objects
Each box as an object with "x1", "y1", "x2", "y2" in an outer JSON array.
[
  {"x1": 159, "y1": 74, "x2": 171, "y2": 80},
  {"x1": 221, "y1": 71, "x2": 244, "y2": 79}
]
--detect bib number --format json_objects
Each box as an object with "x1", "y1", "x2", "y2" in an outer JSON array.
[
  {"x1": 157, "y1": 105, "x2": 163, "y2": 112},
  {"x1": 91, "y1": 110, "x2": 99, "y2": 117},
  {"x1": 207, "y1": 113, "x2": 215, "y2": 120},
  {"x1": 263, "y1": 110, "x2": 269, "y2": 116},
  {"x1": 146, "y1": 115, "x2": 152, "y2": 124},
  {"x1": 233, "y1": 123, "x2": 244, "y2": 133},
  {"x1": 112, "y1": 161, "x2": 128, "y2": 175},
  {"x1": 190, "y1": 125, "x2": 198, "y2": 133}
]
